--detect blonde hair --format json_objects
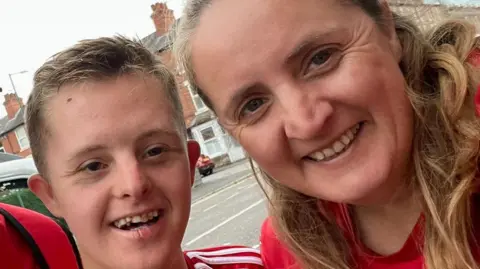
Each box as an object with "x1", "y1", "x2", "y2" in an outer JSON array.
[
  {"x1": 174, "y1": 1, "x2": 480, "y2": 268},
  {"x1": 26, "y1": 35, "x2": 186, "y2": 177}
]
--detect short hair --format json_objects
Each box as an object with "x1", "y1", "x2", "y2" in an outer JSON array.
[{"x1": 25, "y1": 35, "x2": 186, "y2": 176}]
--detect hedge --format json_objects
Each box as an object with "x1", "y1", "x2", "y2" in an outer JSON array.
[{"x1": 0, "y1": 188, "x2": 69, "y2": 229}]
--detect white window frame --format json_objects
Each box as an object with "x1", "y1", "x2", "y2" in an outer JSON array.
[
  {"x1": 193, "y1": 120, "x2": 227, "y2": 158},
  {"x1": 14, "y1": 125, "x2": 30, "y2": 151},
  {"x1": 183, "y1": 81, "x2": 208, "y2": 113}
]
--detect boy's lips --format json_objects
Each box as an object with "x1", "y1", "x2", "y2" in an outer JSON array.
[
  {"x1": 110, "y1": 208, "x2": 167, "y2": 240},
  {"x1": 111, "y1": 207, "x2": 166, "y2": 229}
]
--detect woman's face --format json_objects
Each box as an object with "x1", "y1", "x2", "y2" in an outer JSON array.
[{"x1": 190, "y1": 0, "x2": 414, "y2": 205}]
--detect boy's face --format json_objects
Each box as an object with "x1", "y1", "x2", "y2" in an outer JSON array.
[{"x1": 29, "y1": 74, "x2": 199, "y2": 269}]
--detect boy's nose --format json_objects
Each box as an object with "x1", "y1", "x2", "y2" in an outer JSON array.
[{"x1": 115, "y1": 161, "x2": 152, "y2": 200}]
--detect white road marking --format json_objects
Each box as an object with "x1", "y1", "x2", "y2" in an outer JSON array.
[
  {"x1": 225, "y1": 192, "x2": 239, "y2": 201},
  {"x1": 185, "y1": 199, "x2": 265, "y2": 246},
  {"x1": 191, "y1": 176, "x2": 252, "y2": 208},
  {"x1": 202, "y1": 204, "x2": 218, "y2": 213}
]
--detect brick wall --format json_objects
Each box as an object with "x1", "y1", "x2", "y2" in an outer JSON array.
[
  {"x1": 149, "y1": 2, "x2": 200, "y2": 127},
  {"x1": 1, "y1": 127, "x2": 31, "y2": 157},
  {"x1": 157, "y1": 44, "x2": 197, "y2": 127}
]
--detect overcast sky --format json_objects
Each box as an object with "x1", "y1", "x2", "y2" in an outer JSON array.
[
  {"x1": 0, "y1": 0, "x2": 184, "y2": 118},
  {"x1": 0, "y1": 0, "x2": 479, "y2": 118}
]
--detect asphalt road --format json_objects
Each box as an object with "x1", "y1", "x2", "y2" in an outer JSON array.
[{"x1": 182, "y1": 175, "x2": 268, "y2": 251}]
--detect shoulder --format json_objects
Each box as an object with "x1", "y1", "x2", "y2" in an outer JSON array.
[
  {"x1": 260, "y1": 217, "x2": 300, "y2": 268},
  {"x1": 184, "y1": 245, "x2": 263, "y2": 269}
]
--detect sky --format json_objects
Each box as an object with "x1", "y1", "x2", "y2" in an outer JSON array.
[
  {"x1": 0, "y1": 0, "x2": 185, "y2": 118},
  {"x1": 0, "y1": 0, "x2": 479, "y2": 118}
]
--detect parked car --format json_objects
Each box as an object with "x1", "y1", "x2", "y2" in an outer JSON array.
[
  {"x1": 196, "y1": 154, "x2": 215, "y2": 177},
  {"x1": 0, "y1": 156, "x2": 37, "y2": 190}
]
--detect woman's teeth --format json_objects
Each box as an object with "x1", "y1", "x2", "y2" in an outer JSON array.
[
  {"x1": 113, "y1": 210, "x2": 160, "y2": 230},
  {"x1": 307, "y1": 123, "x2": 361, "y2": 162}
]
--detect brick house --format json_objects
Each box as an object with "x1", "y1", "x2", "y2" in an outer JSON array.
[
  {"x1": 0, "y1": 93, "x2": 31, "y2": 157},
  {"x1": 141, "y1": 3, "x2": 245, "y2": 165},
  {"x1": 389, "y1": 0, "x2": 480, "y2": 31}
]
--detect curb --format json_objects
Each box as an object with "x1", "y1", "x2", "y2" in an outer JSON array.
[{"x1": 191, "y1": 172, "x2": 257, "y2": 203}]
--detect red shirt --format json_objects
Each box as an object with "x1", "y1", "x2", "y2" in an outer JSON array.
[
  {"x1": 260, "y1": 194, "x2": 480, "y2": 269},
  {"x1": 184, "y1": 246, "x2": 264, "y2": 268},
  {"x1": 260, "y1": 48, "x2": 480, "y2": 269}
]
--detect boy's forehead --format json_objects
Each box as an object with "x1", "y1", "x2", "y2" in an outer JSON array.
[{"x1": 46, "y1": 75, "x2": 180, "y2": 140}]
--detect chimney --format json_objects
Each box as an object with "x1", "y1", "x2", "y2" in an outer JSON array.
[
  {"x1": 3, "y1": 93, "x2": 23, "y2": 119},
  {"x1": 151, "y1": 2, "x2": 175, "y2": 36}
]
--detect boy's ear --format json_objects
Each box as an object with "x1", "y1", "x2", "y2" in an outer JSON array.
[
  {"x1": 187, "y1": 140, "x2": 201, "y2": 185},
  {"x1": 28, "y1": 174, "x2": 62, "y2": 217}
]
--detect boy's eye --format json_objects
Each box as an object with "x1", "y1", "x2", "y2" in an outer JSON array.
[
  {"x1": 144, "y1": 146, "x2": 166, "y2": 158},
  {"x1": 81, "y1": 161, "x2": 108, "y2": 172}
]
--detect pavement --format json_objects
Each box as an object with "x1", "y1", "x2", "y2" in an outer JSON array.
[
  {"x1": 191, "y1": 158, "x2": 256, "y2": 202},
  {"x1": 183, "y1": 158, "x2": 268, "y2": 250},
  {"x1": 183, "y1": 174, "x2": 267, "y2": 250}
]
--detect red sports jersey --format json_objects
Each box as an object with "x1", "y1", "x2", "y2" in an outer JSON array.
[
  {"x1": 184, "y1": 246, "x2": 264, "y2": 269},
  {"x1": 261, "y1": 194, "x2": 480, "y2": 269}
]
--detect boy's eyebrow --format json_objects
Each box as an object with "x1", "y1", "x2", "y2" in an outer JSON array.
[
  {"x1": 136, "y1": 128, "x2": 181, "y2": 142},
  {"x1": 67, "y1": 145, "x2": 107, "y2": 163},
  {"x1": 67, "y1": 129, "x2": 180, "y2": 163}
]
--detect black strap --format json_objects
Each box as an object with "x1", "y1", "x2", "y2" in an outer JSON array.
[
  {"x1": 0, "y1": 207, "x2": 49, "y2": 269},
  {"x1": 57, "y1": 220, "x2": 83, "y2": 269}
]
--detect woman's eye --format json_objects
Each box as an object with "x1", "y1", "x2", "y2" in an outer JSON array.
[
  {"x1": 305, "y1": 49, "x2": 334, "y2": 74},
  {"x1": 81, "y1": 161, "x2": 108, "y2": 172},
  {"x1": 240, "y1": 98, "x2": 266, "y2": 117},
  {"x1": 144, "y1": 146, "x2": 165, "y2": 158}
]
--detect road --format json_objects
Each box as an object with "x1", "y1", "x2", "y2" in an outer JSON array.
[{"x1": 182, "y1": 175, "x2": 268, "y2": 251}]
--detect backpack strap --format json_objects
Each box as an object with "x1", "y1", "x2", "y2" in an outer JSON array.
[{"x1": 0, "y1": 207, "x2": 49, "y2": 269}]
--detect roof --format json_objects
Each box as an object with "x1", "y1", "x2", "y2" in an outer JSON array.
[
  {"x1": 0, "y1": 115, "x2": 8, "y2": 134},
  {"x1": 141, "y1": 32, "x2": 171, "y2": 54},
  {"x1": 140, "y1": 19, "x2": 180, "y2": 54},
  {"x1": 0, "y1": 106, "x2": 25, "y2": 137}
]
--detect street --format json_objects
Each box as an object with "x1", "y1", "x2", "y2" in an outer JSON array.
[{"x1": 182, "y1": 162, "x2": 268, "y2": 250}]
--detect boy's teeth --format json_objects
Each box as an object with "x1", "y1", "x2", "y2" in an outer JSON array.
[
  {"x1": 113, "y1": 210, "x2": 160, "y2": 229},
  {"x1": 307, "y1": 123, "x2": 361, "y2": 162}
]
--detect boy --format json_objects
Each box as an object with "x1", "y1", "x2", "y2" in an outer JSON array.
[{"x1": 22, "y1": 36, "x2": 262, "y2": 269}]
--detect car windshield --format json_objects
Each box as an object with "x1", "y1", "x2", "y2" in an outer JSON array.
[{"x1": 0, "y1": 153, "x2": 22, "y2": 163}]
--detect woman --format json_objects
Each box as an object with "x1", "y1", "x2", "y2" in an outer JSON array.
[{"x1": 174, "y1": 0, "x2": 480, "y2": 268}]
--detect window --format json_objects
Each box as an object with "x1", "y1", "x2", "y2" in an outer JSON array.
[
  {"x1": 0, "y1": 147, "x2": 4, "y2": 153},
  {"x1": 183, "y1": 81, "x2": 207, "y2": 112},
  {"x1": 14, "y1": 126, "x2": 30, "y2": 150},
  {"x1": 201, "y1": 127, "x2": 215, "y2": 141},
  {"x1": 200, "y1": 126, "x2": 223, "y2": 156}
]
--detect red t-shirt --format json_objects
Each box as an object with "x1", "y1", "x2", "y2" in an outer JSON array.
[
  {"x1": 260, "y1": 194, "x2": 480, "y2": 269},
  {"x1": 184, "y1": 246, "x2": 264, "y2": 268}
]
